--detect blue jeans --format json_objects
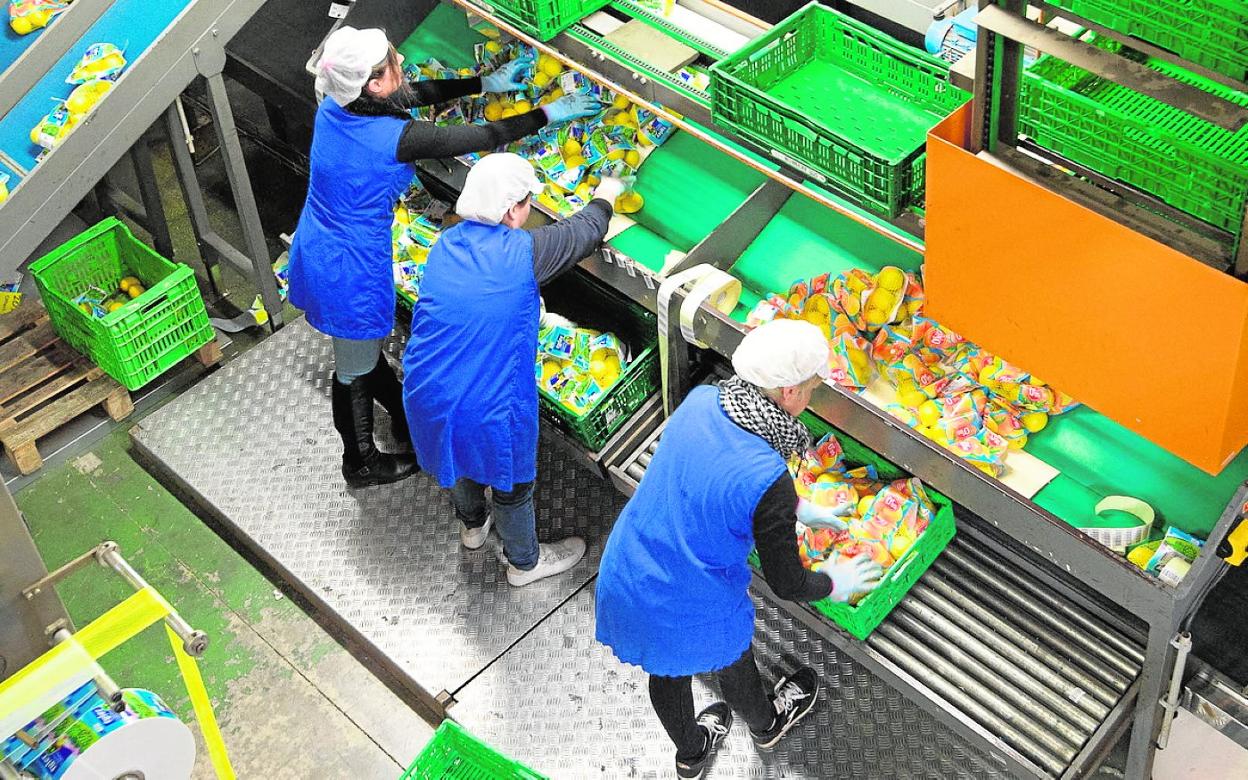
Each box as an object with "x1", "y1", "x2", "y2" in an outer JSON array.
[
  {"x1": 332, "y1": 337, "x2": 384, "y2": 384},
  {"x1": 451, "y1": 478, "x2": 539, "y2": 570}
]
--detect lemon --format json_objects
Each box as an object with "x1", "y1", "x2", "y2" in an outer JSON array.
[
  {"x1": 119, "y1": 276, "x2": 141, "y2": 292},
  {"x1": 533, "y1": 72, "x2": 552, "y2": 89},
  {"x1": 877, "y1": 266, "x2": 905, "y2": 292},
  {"x1": 500, "y1": 108, "x2": 518, "y2": 118},
  {"x1": 30, "y1": 126, "x2": 41, "y2": 145},
  {"x1": 78, "y1": 302, "x2": 93, "y2": 315},
  {"x1": 856, "y1": 495, "x2": 874, "y2": 517},
  {"x1": 586, "y1": 173, "x2": 600, "y2": 187},
  {"x1": 842, "y1": 294, "x2": 861, "y2": 317},
  {"x1": 898, "y1": 387, "x2": 928, "y2": 408},
  {"x1": 1021, "y1": 412, "x2": 1048, "y2": 433},
  {"x1": 1008, "y1": 433, "x2": 1028, "y2": 451},
  {"x1": 127, "y1": 285, "x2": 145, "y2": 299},
  {"x1": 105, "y1": 300, "x2": 124, "y2": 313},
  {"x1": 513, "y1": 100, "x2": 532, "y2": 113},
  {"x1": 612, "y1": 93, "x2": 630, "y2": 110},
  {"x1": 561, "y1": 138, "x2": 581, "y2": 157},
  {"x1": 564, "y1": 154, "x2": 586, "y2": 169},
  {"x1": 864, "y1": 305, "x2": 889, "y2": 327},
  {"x1": 589, "y1": 358, "x2": 619, "y2": 385},
  {"x1": 484, "y1": 102, "x2": 503, "y2": 121},
  {"x1": 11, "y1": 16, "x2": 33, "y2": 34},
  {"x1": 573, "y1": 182, "x2": 593, "y2": 201},
  {"x1": 889, "y1": 532, "x2": 915, "y2": 560},
  {"x1": 539, "y1": 56, "x2": 562, "y2": 78},
  {"x1": 917, "y1": 400, "x2": 941, "y2": 427},
  {"x1": 485, "y1": 41, "x2": 502, "y2": 54},
  {"x1": 540, "y1": 360, "x2": 561, "y2": 383},
  {"x1": 623, "y1": 149, "x2": 640, "y2": 167},
  {"x1": 546, "y1": 87, "x2": 564, "y2": 101},
  {"x1": 846, "y1": 348, "x2": 870, "y2": 373},
  {"x1": 28, "y1": 9, "x2": 50, "y2": 28},
  {"x1": 606, "y1": 149, "x2": 625, "y2": 161},
  {"x1": 614, "y1": 191, "x2": 644, "y2": 214}
]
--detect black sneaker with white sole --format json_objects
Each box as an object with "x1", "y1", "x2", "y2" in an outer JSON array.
[
  {"x1": 675, "y1": 702, "x2": 733, "y2": 779},
  {"x1": 749, "y1": 666, "x2": 820, "y2": 749}
]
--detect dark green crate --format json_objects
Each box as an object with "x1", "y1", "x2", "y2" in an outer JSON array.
[
  {"x1": 1045, "y1": 0, "x2": 1248, "y2": 82},
  {"x1": 537, "y1": 271, "x2": 659, "y2": 452},
  {"x1": 709, "y1": 2, "x2": 968, "y2": 217},
  {"x1": 28, "y1": 218, "x2": 214, "y2": 391},
  {"x1": 1019, "y1": 33, "x2": 1248, "y2": 236},
  {"x1": 401, "y1": 721, "x2": 546, "y2": 779},
  {"x1": 750, "y1": 413, "x2": 956, "y2": 641},
  {"x1": 481, "y1": 0, "x2": 611, "y2": 40}
]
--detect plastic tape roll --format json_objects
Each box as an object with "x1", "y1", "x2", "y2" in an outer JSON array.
[
  {"x1": 656, "y1": 265, "x2": 741, "y2": 415},
  {"x1": 1079, "y1": 495, "x2": 1155, "y2": 553}
]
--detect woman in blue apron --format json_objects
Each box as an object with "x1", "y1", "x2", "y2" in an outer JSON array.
[
  {"x1": 596, "y1": 320, "x2": 884, "y2": 778},
  {"x1": 289, "y1": 26, "x2": 602, "y2": 488},
  {"x1": 402, "y1": 153, "x2": 628, "y2": 586}
]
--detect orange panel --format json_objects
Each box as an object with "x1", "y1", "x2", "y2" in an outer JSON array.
[{"x1": 925, "y1": 106, "x2": 1248, "y2": 474}]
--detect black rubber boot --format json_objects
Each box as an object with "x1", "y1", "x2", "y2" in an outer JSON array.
[
  {"x1": 364, "y1": 355, "x2": 412, "y2": 452},
  {"x1": 331, "y1": 373, "x2": 418, "y2": 488}
]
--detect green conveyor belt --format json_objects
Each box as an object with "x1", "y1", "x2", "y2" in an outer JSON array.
[
  {"x1": 609, "y1": 132, "x2": 767, "y2": 269},
  {"x1": 396, "y1": 3, "x2": 486, "y2": 69},
  {"x1": 392, "y1": 4, "x2": 1246, "y2": 543}
]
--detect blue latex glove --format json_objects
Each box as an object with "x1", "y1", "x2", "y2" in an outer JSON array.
[
  {"x1": 542, "y1": 92, "x2": 604, "y2": 124},
  {"x1": 815, "y1": 555, "x2": 883, "y2": 603},
  {"x1": 480, "y1": 55, "x2": 533, "y2": 93}
]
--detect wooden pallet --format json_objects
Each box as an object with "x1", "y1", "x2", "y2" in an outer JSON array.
[{"x1": 0, "y1": 300, "x2": 134, "y2": 475}]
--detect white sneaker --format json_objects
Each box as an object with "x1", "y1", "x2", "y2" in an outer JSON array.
[
  {"x1": 506, "y1": 537, "x2": 586, "y2": 586},
  {"x1": 460, "y1": 514, "x2": 493, "y2": 550}
]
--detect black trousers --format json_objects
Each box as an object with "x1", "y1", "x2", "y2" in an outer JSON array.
[{"x1": 648, "y1": 645, "x2": 775, "y2": 761}]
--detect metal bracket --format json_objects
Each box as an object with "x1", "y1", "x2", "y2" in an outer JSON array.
[
  {"x1": 670, "y1": 178, "x2": 792, "y2": 276},
  {"x1": 21, "y1": 541, "x2": 209, "y2": 657}
]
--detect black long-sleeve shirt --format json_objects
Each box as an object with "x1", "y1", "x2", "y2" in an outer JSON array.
[
  {"x1": 391, "y1": 77, "x2": 548, "y2": 163},
  {"x1": 754, "y1": 475, "x2": 835, "y2": 602},
  {"x1": 529, "y1": 199, "x2": 614, "y2": 284}
]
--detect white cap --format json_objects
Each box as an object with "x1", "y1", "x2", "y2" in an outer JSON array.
[
  {"x1": 455, "y1": 153, "x2": 544, "y2": 225},
  {"x1": 732, "y1": 319, "x2": 832, "y2": 389},
  {"x1": 314, "y1": 26, "x2": 390, "y2": 106}
]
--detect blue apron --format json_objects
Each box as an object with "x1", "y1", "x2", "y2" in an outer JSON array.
[
  {"x1": 595, "y1": 385, "x2": 787, "y2": 677},
  {"x1": 288, "y1": 99, "x2": 414, "y2": 340},
  {"x1": 402, "y1": 221, "x2": 539, "y2": 491}
]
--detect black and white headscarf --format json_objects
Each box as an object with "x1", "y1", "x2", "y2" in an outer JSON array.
[{"x1": 718, "y1": 375, "x2": 811, "y2": 460}]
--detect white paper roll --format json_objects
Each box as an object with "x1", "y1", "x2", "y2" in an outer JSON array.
[
  {"x1": 655, "y1": 264, "x2": 741, "y2": 415},
  {"x1": 61, "y1": 715, "x2": 195, "y2": 780}
]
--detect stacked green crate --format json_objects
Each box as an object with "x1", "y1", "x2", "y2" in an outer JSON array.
[
  {"x1": 1019, "y1": 34, "x2": 1248, "y2": 241},
  {"x1": 1045, "y1": 0, "x2": 1248, "y2": 82}
]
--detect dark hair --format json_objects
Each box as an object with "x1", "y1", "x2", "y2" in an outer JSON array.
[{"x1": 368, "y1": 46, "x2": 400, "y2": 83}]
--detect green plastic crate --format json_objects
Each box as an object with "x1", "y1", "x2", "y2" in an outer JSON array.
[
  {"x1": 1045, "y1": 0, "x2": 1248, "y2": 82},
  {"x1": 480, "y1": 0, "x2": 610, "y2": 40},
  {"x1": 709, "y1": 2, "x2": 968, "y2": 217},
  {"x1": 1019, "y1": 34, "x2": 1248, "y2": 237},
  {"x1": 537, "y1": 271, "x2": 659, "y2": 451},
  {"x1": 751, "y1": 413, "x2": 956, "y2": 641},
  {"x1": 28, "y1": 218, "x2": 214, "y2": 391},
  {"x1": 401, "y1": 721, "x2": 546, "y2": 779}
]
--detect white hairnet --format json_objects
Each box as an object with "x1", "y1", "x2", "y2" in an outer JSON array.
[
  {"x1": 455, "y1": 153, "x2": 544, "y2": 226},
  {"x1": 314, "y1": 26, "x2": 390, "y2": 106},
  {"x1": 732, "y1": 319, "x2": 832, "y2": 389}
]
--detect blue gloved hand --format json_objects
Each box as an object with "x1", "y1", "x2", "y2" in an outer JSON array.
[
  {"x1": 480, "y1": 55, "x2": 533, "y2": 93},
  {"x1": 542, "y1": 92, "x2": 604, "y2": 124},
  {"x1": 815, "y1": 555, "x2": 883, "y2": 603}
]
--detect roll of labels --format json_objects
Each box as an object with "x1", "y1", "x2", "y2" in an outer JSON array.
[
  {"x1": 2, "y1": 683, "x2": 194, "y2": 780},
  {"x1": 0, "y1": 587, "x2": 234, "y2": 780},
  {"x1": 655, "y1": 263, "x2": 741, "y2": 415}
]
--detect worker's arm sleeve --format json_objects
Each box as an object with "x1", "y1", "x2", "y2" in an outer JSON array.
[
  {"x1": 754, "y1": 475, "x2": 834, "y2": 602},
  {"x1": 401, "y1": 77, "x2": 484, "y2": 108},
  {"x1": 529, "y1": 199, "x2": 614, "y2": 285},
  {"x1": 395, "y1": 110, "x2": 547, "y2": 162}
]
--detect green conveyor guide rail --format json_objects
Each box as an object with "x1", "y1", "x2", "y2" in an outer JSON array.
[{"x1": 407, "y1": 2, "x2": 1243, "y2": 559}]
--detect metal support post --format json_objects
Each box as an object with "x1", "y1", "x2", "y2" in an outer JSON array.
[
  {"x1": 130, "y1": 130, "x2": 176, "y2": 261},
  {"x1": 201, "y1": 71, "x2": 285, "y2": 328},
  {"x1": 1124, "y1": 616, "x2": 1180, "y2": 778},
  {"x1": 164, "y1": 101, "x2": 224, "y2": 299}
]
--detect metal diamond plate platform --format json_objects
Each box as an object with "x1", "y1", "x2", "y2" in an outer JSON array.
[
  {"x1": 131, "y1": 317, "x2": 626, "y2": 702},
  {"x1": 451, "y1": 584, "x2": 1013, "y2": 779}
]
